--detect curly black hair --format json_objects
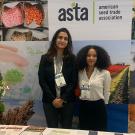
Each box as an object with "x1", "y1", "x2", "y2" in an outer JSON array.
[
  {"x1": 76, "y1": 45, "x2": 111, "y2": 71},
  {"x1": 47, "y1": 28, "x2": 73, "y2": 59}
]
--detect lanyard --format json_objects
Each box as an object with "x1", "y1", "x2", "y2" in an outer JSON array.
[{"x1": 54, "y1": 57, "x2": 63, "y2": 75}]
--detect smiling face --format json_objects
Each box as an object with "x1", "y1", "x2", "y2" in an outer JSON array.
[
  {"x1": 86, "y1": 48, "x2": 97, "y2": 68},
  {"x1": 56, "y1": 32, "x2": 68, "y2": 51}
]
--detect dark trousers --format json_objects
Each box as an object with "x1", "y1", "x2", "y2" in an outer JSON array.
[
  {"x1": 43, "y1": 102, "x2": 74, "y2": 128},
  {"x1": 79, "y1": 99, "x2": 107, "y2": 131}
]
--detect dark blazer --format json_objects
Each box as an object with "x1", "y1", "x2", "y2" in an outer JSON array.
[{"x1": 38, "y1": 54, "x2": 77, "y2": 103}]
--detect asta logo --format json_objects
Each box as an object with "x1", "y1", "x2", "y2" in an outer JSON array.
[{"x1": 58, "y1": 2, "x2": 88, "y2": 21}]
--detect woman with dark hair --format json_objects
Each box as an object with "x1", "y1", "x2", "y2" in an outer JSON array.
[
  {"x1": 76, "y1": 45, "x2": 111, "y2": 131},
  {"x1": 38, "y1": 28, "x2": 77, "y2": 128}
]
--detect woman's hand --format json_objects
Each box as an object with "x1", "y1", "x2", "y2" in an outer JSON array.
[{"x1": 52, "y1": 98, "x2": 64, "y2": 108}]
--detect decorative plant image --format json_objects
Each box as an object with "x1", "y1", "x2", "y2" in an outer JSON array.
[
  {"x1": 4, "y1": 69, "x2": 24, "y2": 85},
  {"x1": 0, "y1": 42, "x2": 48, "y2": 126},
  {"x1": 108, "y1": 65, "x2": 129, "y2": 103},
  {"x1": 0, "y1": 73, "x2": 9, "y2": 113},
  {"x1": 0, "y1": 100, "x2": 34, "y2": 125}
]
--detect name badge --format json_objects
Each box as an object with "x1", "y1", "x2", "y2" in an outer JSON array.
[
  {"x1": 80, "y1": 80, "x2": 90, "y2": 100},
  {"x1": 81, "y1": 90, "x2": 90, "y2": 100},
  {"x1": 80, "y1": 80, "x2": 90, "y2": 90},
  {"x1": 55, "y1": 73, "x2": 66, "y2": 88}
]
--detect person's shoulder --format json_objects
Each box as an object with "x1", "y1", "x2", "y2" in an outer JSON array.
[
  {"x1": 69, "y1": 54, "x2": 76, "y2": 60},
  {"x1": 40, "y1": 53, "x2": 50, "y2": 62},
  {"x1": 65, "y1": 54, "x2": 76, "y2": 61},
  {"x1": 97, "y1": 68, "x2": 110, "y2": 75},
  {"x1": 41, "y1": 53, "x2": 47, "y2": 58},
  {"x1": 71, "y1": 54, "x2": 76, "y2": 57},
  {"x1": 102, "y1": 69, "x2": 111, "y2": 77},
  {"x1": 67, "y1": 54, "x2": 75, "y2": 58}
]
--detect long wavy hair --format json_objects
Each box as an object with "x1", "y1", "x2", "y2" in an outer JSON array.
[{"x1": 46, "y1": 28, "x2": 73, "y2": 60}]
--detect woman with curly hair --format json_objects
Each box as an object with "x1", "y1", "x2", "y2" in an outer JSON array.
[{"x1": 76, "y1": 45, "x2": 111, "y2": 131}]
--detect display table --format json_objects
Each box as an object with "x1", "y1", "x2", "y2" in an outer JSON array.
[{"x1": 0, "y1": 125, "x2": 130, "y2": 135}]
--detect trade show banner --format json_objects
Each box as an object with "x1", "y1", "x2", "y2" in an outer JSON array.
[
  {"x1": 0, "y1": 0, "x2": 134, "y2": 133},
  {"x1": 48, "y1": 0, "x2": 132, "y2": 40}
]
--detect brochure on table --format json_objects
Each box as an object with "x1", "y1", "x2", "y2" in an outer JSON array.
[{"x1": 0, "y1": 125, "x2": 29, "y2": 135}]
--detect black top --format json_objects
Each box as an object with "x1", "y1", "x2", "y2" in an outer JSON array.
[{"x1": 38, "y1": 54, "x2": 77, "y2": 103}]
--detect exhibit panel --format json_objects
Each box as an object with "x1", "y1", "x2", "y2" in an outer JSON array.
[{"x1": 0, "y1": 0, "x2": 134, "y2": 133}]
